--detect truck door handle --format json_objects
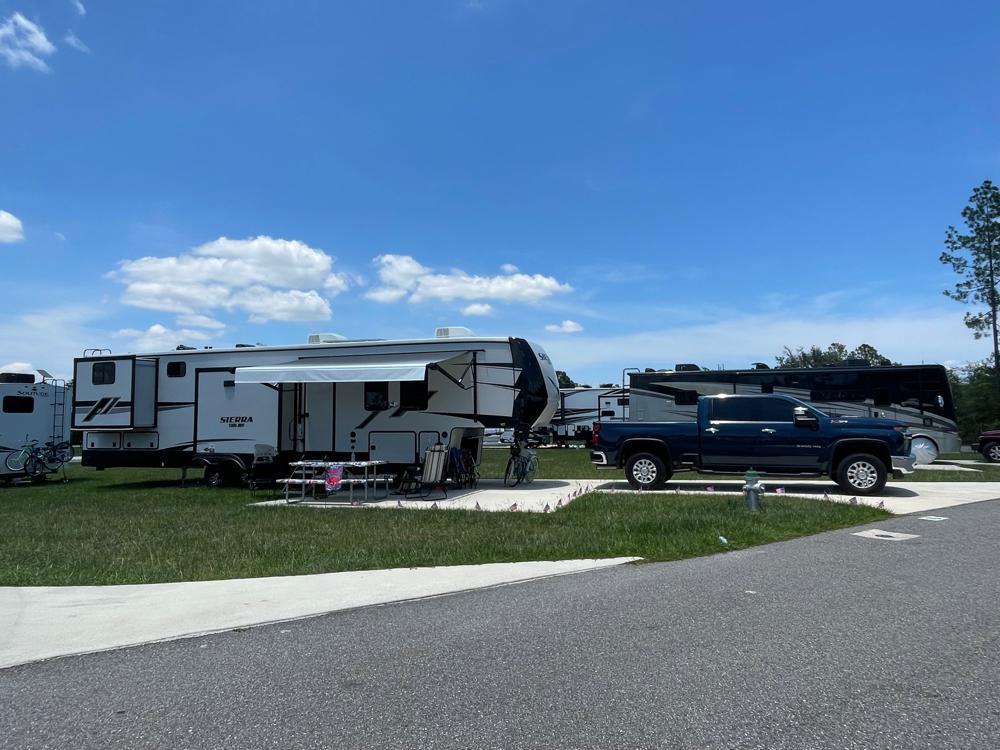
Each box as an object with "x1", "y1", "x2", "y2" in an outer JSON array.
[
  {"x1": 761, "y1": 428, "x2": 776, "y2": 434},
  {"x1": 705, "y1": 427, "x2": 719, "y2": 434}
]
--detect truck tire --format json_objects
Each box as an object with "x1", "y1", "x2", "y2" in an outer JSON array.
[
  {"x1": 625, "y1": 452, "x2": 670, "y2": 490},
  {"x1": 835, "y1": 453, "x2": 887, "y2": 495},
  {"x1": 982, "y1": 442, "x2": 1000, "y2": 463}
]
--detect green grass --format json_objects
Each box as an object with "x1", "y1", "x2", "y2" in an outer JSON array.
[
  {"x1": 483, "y1": 446, "x2": 1000, "y2": 483},
  {"x1": 0, "y1": 465, "x2": 888, "y2": 586},
  {"x1": 480, "y1": 446, "x2": 608, "y2": 480}
]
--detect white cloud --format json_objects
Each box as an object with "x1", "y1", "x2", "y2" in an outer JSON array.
[
  {"x1": 365, "y1": 286, "x2": 408, "y2": 303},
  {"x1": 366, "y1": 254, "x2": 571, "y2": 305},
  {"x1": 112, "y1": 235, "x2": 348, "y2": 323},
  {"x1": 500, "y1": 263, "x2": 519, "y2": 274},
  {"x1": 114, "y1": 324, "x2": 216, "y2": 353},
  {"x1": 176, "y1": 313, "x2": 225, "y2": 330},
  {"x1": 63, "y1": 31, "x2": 89, "y2": 53},
  {"x1": 71, "y1": 0, "x2": 86, "y2": 17},
  {"x1": 0, "y1": 13, "x2": 56, "y2": 72},
  {"x1": 0, "y1": 361, "x2": 35, "y2": 376},
  {"x1": 228, "y1": 287, "x2": 331, "y2": 323},
  {"x1": 0, "y1": 210, "x2": 25, "y2": 242},
  {"x1": 545, "y1": 319, "x2": 583, "y2": 334},
  {"x1": 462, "y1": 303, "x2": 493, "y2": 316},
  {"x1": 0, "y1": 305, "x2": 106, "y2": 380}
]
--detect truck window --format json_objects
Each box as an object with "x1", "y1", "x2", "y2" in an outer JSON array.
[{"x1": 712, "y1": 397, "x2": 794, "y2": 422}]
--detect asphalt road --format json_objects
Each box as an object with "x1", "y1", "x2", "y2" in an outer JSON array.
[{"x1": 3, "y1": 502, "x2": 1000, "y2": 750}]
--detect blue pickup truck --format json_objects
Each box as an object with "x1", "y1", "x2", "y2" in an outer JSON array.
[{"x1": 590, "y1": 393, "x2": 915, "y2": 495}]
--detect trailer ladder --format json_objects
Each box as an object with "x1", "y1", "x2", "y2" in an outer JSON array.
[{"x1": 46, "y1": 377, "x2": 67, "y2": 445}]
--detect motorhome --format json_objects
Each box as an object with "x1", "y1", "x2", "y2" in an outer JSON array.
[
  {"x1": 72, "y1": 331, "x2": 559, "y2": 485},
  {"x1": 0, "y1": 372, "x2": 71, "y2": 481},
  {"x1": 550, "y1": 387, "x2": 628, "y2": 445}
]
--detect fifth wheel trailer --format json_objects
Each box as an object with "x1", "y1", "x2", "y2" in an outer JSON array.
[
  {"x1": 72, "y1": 333, "x2": 559, "y2": 484},
  {"x1": 550, "y1": 387, "x2": 627, "y2": 444},
  {"x1": 0, "y1": 372, "x2": 71, "y2": 481}
]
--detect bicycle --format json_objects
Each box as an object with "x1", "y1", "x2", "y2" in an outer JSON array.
[
  {"x1": 504, "y1": 445, "x2": 538, "y2": 487},
  {"x1": 4, "y1": 438, "x2": 45, "y2": 476},
  {"x1": 40, "y1": 440, "x2": 74, "y2": 471}
]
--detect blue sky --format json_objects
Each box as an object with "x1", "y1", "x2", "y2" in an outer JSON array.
[{"x1": 1, "y1": 0, "x2": 998, "y2": 383}]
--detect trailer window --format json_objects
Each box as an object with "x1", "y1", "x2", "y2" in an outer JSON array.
[
  {"x1": 167, "y1": 362, "x2": 186, "y2": 378},
  {"x1": 92, "y1": 362, "x2": 116, "y2": 385},
  {"x1": 364, "y1": 382, "x2": 389, "y2": 411},
  {"x1": 400, "y1": 379, "x2": 428, "y2": 410},
  {"x1": 2, "y1": 396, "x2": 34, "y2": 414}
]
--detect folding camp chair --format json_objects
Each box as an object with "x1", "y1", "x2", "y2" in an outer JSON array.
[{"x1": 404, "y1": 444, "x2": 450, "y2": 499}]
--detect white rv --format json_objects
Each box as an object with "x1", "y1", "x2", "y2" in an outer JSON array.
[
  {"x1": 0, "y1": 373, "x2": 72, "y2": 481},
  {"x1": 72, "y1": 332, "x2": 559, "y2": 485},
  {"x1": 550, "y1": 387, "x2": 628, "y2": 444}
]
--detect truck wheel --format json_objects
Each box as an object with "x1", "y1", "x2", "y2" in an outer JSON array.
[
  {"x1": 625, "y1": 452, "x2": 670, "y2": 490},
  {"x1": 982, "y1": 442, "x2": 1000, "y2": 463},
  {"x1": 835, "y1": 453, "x2": 887, "y2": 495}
]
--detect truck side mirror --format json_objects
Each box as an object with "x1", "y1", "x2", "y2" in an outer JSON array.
[{"x1": 793, "y1": 409, "x2": 818, "y2": 429}]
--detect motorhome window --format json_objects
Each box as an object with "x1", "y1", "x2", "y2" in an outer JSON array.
[
  {"x1": 873, "y1": 387, "x2": 892, "y2": 407},
  {"x1": 2, "y1": 395, "x2": 33, "y2": 414},
  {"x1": 92, "y1": 362, "x2": 116, "y2": 385},
  {"x1": 400, "y1": 379, "x2": 428, "y2": 410},
  {"x1": 364, "y1": 382, "x2": 389, "y2": 411},
  {"x1": 167, "y1": 362, "x2": 186, "y2": 378}
]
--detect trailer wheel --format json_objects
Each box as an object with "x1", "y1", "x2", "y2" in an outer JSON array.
[
  {"x1": 203, "y1": 464, "x2": 242, "y2": 488},
  {"x1": 835, "y1": 453, "x2": 887, "y2": 495},
  {"x1": 982, "y1": 442, "x2": 1000, "y2": 463},
  {"x1": 625, "y1": 452, "x2": 670, "y2": 490}
]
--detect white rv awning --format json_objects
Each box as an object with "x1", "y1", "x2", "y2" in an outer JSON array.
[{"x1": 234, "y1": 351, "x2": 472, "y2": 384}]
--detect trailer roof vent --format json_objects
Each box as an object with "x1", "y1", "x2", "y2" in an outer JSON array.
[
  {"x1": 308, "y1": 333, "x2": 348, "y2": 344},
  {"x1": 175, "y1": 344, "x2": 196, "y2": 351},
  {"x1": 752, "y1": 362, "x2": 771, "y2": 370},
  {"x1": 435, "y1": 326, "x2": 474, "y2": 338},
  {"x1": 234, "y1": 343, "x2": 255, "y2": 348},
  {"x1": 674, "y1": 363, "x2": 701, "y2": 372}
]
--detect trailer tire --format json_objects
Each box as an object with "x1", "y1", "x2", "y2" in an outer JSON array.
[
  {"x1": 204, "y1": 464, "x2": 242, "y2": 488},
  {"x1": 625, "y1": 452, "x2": 670, "y2": 490},
  {"x1": 835, "y1": 453, "x2": 887, "y2": 495},
  {"x1": 982, "y1": 442, "x2": 1000, "y2": 463}
]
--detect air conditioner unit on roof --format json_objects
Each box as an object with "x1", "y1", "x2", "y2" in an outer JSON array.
[
  {"x1": 308, "y1": 333, "x2": 348, "y2": 344},
  {"x1": 435, "y1": 327, "x2": 473, "y2": 338}
]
